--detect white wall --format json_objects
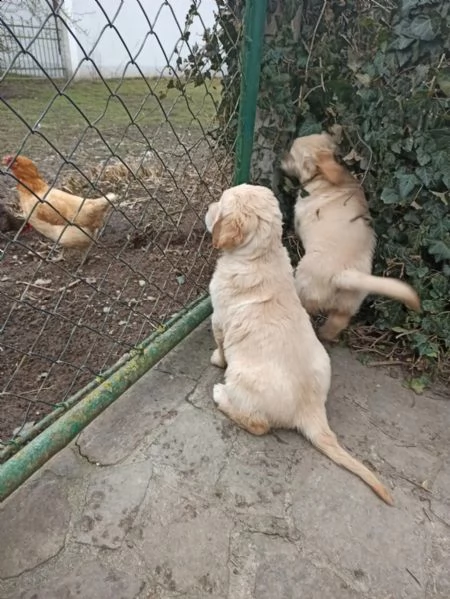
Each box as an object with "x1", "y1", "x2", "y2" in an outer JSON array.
[{"x1": 62, "y1": 0, "x2": 217, "y2": 79}]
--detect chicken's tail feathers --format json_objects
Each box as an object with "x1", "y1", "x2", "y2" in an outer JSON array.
[
  {"x1": 94, "y1": 192, "x2": 118, "y2": 205},
  {"x1": 104, "y1": 192, "x2": 118, "y2": 203}
]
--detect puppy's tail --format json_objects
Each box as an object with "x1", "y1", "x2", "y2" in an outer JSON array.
[
  {"x1": 334, "y1": 269, "x2": 420, "y2": 312},
  {"x1": 300, "y1": 412, "x2": 394, "y2": 505}
]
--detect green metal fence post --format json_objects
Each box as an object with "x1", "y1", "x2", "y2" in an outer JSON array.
[{"x1": 234, "y1": 0, "x2": 268, "y2": 185}]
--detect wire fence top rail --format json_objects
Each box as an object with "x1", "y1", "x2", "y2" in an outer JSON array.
[{"x1": 0, "y1": 0, "x2": 245, "y2": 458}]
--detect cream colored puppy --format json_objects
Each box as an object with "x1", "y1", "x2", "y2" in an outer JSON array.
[
  {"x1": 205, "y1": 183, "x2": 393, "y2": 505},
  {"x1": 282, "y1": 132, "x2": 420, "y2": 341}
]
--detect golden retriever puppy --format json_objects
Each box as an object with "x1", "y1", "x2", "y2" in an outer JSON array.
[
  {"x1": 205, "y1": 183, "x2": 393, "y2": 505},
  {"x1": 281, "y1": 132, "x2": 420, "y2": 341}
]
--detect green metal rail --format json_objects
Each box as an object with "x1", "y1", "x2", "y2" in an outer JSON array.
[{"x1": 0, "y1": 0, "x2": 268, "y2": 503}]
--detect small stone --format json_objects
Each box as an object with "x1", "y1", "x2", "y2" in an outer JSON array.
[
  {"x1": 12, "y1": 421, "x2": 35, "y2": 437},
  {"x1": 103, "y1": 306, "x2": 111, "y2": 313},
  {"x1": 138, "y1": 279, "x2": 146, "y2": 287},
  {"x1": 35, "y1": 278, "x2": 51, "y2": 286}
]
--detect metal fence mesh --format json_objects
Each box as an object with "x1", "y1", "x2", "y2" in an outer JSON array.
[{"x1": 0, "y1": 0, "x2": 241, "y2": 456}]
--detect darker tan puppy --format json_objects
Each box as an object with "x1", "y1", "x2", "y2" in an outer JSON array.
[{"x1": 282, "y1": 132, "x2": 420, "y2": 341}]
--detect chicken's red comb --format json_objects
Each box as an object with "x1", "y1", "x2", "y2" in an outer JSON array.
[{"x1": 2, "y1": 155, "x2": 14, "y2": 167}]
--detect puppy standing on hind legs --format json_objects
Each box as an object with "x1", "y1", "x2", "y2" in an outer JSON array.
[
  {"x1": 281, "y1": 131, "x2": 421, "y2": 341},
  {"x1": 205, "y1": 184, "x2": 393, "y2": 505}
]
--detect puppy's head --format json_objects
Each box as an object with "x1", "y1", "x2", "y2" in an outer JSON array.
[
  {"x1": 205, "y1": 184, "x2": 282, "y2": 253},
  {"x1": 281, "y1": 131, "x2": 347, "y2": 186}
]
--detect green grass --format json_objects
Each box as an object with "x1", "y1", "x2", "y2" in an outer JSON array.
[{"x1": 0, "y1": 76, "x2": 222, "y2": 155}]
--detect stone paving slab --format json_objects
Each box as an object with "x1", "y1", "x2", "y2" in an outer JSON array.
[{"x1": 1, "y1": 319, "x2": 449, "y2": 598}]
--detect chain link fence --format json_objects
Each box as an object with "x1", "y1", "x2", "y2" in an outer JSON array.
[{"x1": 0, "y1": 0, "x2": 243, "y2": 458}]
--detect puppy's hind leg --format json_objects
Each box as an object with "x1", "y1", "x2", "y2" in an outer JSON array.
[
  {"x1": 211, "y1": 348, "x2": 226, "y2": 369},
  {"x1": 211, "y1": 317, "x2": 227, "y2": 368},
  {"x1": 318, "y1": 310, "x2": 351, "y2": 341},
  {"x1": 213, "y1": 384, "x2": 270, "y2": 436}
]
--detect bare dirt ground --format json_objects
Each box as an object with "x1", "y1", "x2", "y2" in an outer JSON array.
[{"x1": 0, "y1": 77, "x2": 231, "y2": 446}]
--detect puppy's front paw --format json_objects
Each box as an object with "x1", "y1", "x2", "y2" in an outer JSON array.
[
  {"x1": 210, "y1": 349, "x2": 226, "y2": 368},
  {"x1": 213, "y1": 383, "x2": 230, "y2": 409}
]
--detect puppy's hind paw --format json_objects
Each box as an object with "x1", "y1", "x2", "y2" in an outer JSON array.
[
  {"x1": 213, "y1": 383, "x2": 230, "y2": 409},
  {"x1": 317, "y1": 328, "x2": 341, "y2": 344},
  {"x1": 210, "y1": 349, "x2": 226, "y2": 368},
  {"x1": 318, "y1": 330, "x2": 340, "y2": 344}
]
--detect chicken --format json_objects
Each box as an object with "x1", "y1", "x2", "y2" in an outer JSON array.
[{"x1": 2, "y1": 154, "x2": 117, "y2": 262}]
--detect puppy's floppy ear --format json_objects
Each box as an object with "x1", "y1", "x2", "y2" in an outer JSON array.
[
  {"x1": 281, "y1": 149, "x2": 316, "y2": 183},
  {"x1": 280, "y1": 151, "x2": 299, "y2": 179},
  {"x1": 212, "y1": 214, "x2": 245, "y2": 250},
  {"x1": 317, "y1": 150, "x2": 347, "y2": 185},
  {"x1": 301, "y1": 154, "x2": 317, "y2": 181}
]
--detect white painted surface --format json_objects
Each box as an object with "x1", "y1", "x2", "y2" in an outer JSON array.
[
  {"x1": 1, "y1": 0, "x2": 217, "y2": 79},
  {"x1": 71, "y1": 0, "x2": 215, "y2": 78}
]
